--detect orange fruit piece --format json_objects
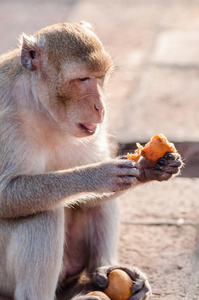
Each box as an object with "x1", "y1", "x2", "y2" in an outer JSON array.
[
  {"x1": 140, "y1": 134, "x2": 177, "y2": 162},
  {"x1": 86, "y1": 291, "x2": 111, "y2": 299},
  {"x1": 126, "y1": 148, "x2": 141, "y2": 162},
  {"x1": 104, "y1": 269, "x2": 133, "y2": 300},
  {"x1": 126, "y1": 134, "x2": 177, "y2": 162}
]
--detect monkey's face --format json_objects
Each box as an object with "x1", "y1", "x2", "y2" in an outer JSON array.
[
  {"x1": 20, "y1": 22, "x2": 113, "y2": 138},
  {"x1": 54, "y1": 64, "x2": 110, "y2": 138}
]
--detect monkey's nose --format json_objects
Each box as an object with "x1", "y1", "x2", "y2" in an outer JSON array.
[{"x1": 94, "y1": 104, "x2": 105, "y2": 116}]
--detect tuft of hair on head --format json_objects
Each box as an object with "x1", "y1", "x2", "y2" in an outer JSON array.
[{"x1": 79, "y1": 21, "x2": 95, "y2": 32}]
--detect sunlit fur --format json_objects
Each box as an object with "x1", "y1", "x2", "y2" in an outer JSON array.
[
  {"x1": 0, "y1": 22, "x2": 182, "y2": 300},
  {"x1": 0, "y1": 22, "x2": 122, "y2": 300}
]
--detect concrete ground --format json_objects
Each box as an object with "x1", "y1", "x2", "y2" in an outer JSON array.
[{"x1": 0, "y1": 0, "x2": 199, "y2": 299}]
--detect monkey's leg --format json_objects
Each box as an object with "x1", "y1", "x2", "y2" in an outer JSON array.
[
  {"x1": 56, "y1": 201, "x2": 118, "y2": 300},
  {"x1": 87, "y1": 200, "x2": 119, "y2": 273},
  {"x1": 12, "y1": 209, "x2": 65, "y2": 300}
]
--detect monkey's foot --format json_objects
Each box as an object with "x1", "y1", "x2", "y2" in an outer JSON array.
[{"x1": 92, "y1": 265, "x2": 152, "y2": 300}]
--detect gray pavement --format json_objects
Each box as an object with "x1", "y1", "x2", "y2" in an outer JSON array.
[
  {"x1": 0, "y1": 0, "x2": 199, "y2": 299},
  {"x1": 119, "y1": 178, "x2": 199, "y2": 299}
]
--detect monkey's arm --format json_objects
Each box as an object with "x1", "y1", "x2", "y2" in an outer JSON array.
[
  {"x1": 66, "y1": 152, "x2": 183, "y2": 209},
  {"x1": 0, "y1": 152, "x2": 182, "y2": 219},
  {"x1": 0, "y1": 159, "x2": 138, "y2": 219},
  {"x1": 81, "y1": 152, "x2": 182, "y2": 204}
]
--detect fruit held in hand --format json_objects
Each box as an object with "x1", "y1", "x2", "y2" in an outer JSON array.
[
  {"x1": 140, "y1": 134, "x2": 177, "y2": 162},
  {"x1": 126, "y1": 148, "x2": 141, "y2": 162},
  {"x1": 127, "y1": 134, "x2": 177, "y2": 162},
  {"x1": 104, "y1": 269, "x2": 133, "y2": 300},
  {"x1": 86, "y1": 291, "x2": 111, "y2": 299}
]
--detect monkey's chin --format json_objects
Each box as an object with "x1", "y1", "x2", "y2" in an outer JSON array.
[{"x1": 78, "y1": 123, "x2": 98, "y2": 136}]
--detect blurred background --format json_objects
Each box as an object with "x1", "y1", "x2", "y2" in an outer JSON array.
[{"x1": 0, "y1": 0, "x2": 198, "y2": 177}]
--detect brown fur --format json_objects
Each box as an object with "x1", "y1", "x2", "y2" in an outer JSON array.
[{"x1": 0, "y1": 22, "x2": 182, "y2": 300}]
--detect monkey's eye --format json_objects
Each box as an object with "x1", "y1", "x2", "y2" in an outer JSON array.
[
  {"x1": 79, "y1": 77, "x2": 90, "y2": 82},
  {"x1": 97, "y1": 75, "x2": 105, "y2": 85}
]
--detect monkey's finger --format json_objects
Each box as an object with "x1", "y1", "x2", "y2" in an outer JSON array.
[
  {"x1": 130, "y1": 283, "x2": 150, "y2": 300},
  {"x1": 158, "y1": 157, "x2": 182, "y2": 168},
  {"x1": 167, "y1": 159, "x2": 182, "y2": 167},
  {"x1": 93, "y1": 267, "x2": 109, "y2": 288},
  {"x1": 154, "y1": 169, "x2": 172, "y2": 181},
  {"x1": 116, "y1": 160, "x2": 138, "y2": 169},
  {"x1": 165, "y1": 152, "x2": 181, "y2": 161},
  {"x1": 117, "y1": 167, "x2": 139, "y2": 177},
  {"x1": 155, "y1": 164, "x2": 180, "y2": 174},
  {"x1": 157, "y1": 157, "x2": 168, "y2": 165}
]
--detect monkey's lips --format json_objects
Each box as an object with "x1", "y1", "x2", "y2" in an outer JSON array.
[{"x1": 79, "y1": 123, "x2": 98, "y2": 135}]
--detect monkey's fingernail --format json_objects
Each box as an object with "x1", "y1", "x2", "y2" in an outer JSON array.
[
  {"x1": 158, "y1": 158, "x2": 167, "y2": 165},
  {"x1": 155, "y1": 163, "x2": 161, "y2": 168},
  {"x1": 165, "y1": 153, "x2": 173, "y2": 159}
]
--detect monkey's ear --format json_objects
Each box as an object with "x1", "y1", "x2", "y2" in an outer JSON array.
[{"x1": 20, "y1": 34, "x2": 41, "y2": 71}]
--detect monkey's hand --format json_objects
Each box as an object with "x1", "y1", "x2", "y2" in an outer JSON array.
[
  {"x1": 137, "y1": 152, "x2": 183, "y2": 182},
  {"x1": 92, "y1": 265, "x2": 151, "y2": 300},
  {"x1": 88, "y1": 159, "x2": 139, "y2": 193}
]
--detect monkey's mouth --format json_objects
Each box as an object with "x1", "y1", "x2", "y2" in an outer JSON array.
[{"x1": 78, "y1": 123, "x2": 97, "y2": 135}]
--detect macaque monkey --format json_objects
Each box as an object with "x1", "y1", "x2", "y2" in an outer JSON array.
[{"x1": 0, "y1": 22, "x2": 182, "y2": 300}]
